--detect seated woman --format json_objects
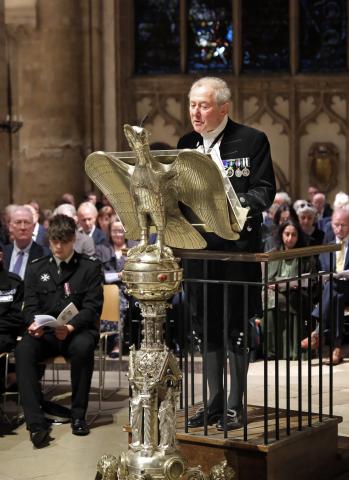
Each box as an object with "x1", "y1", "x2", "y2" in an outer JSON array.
[
  {"x1": 96, "y1": 220, "x2": 137, "y2": 358},
  {"x1": 263, "y1": 204, "x2": 299, "y2": 252},
  {"x1": 264, "y1": 220, "x2": 317, "y2": 360}
]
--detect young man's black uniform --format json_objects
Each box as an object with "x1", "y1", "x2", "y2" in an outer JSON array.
[{"x1": 15, "y1": 214, "x2": 103, "y2": 448}]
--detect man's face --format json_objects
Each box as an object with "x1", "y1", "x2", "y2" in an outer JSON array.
[
  {"x1": 332, "y1": 210, "x2": 349, "y2": 241},
  {"x1": 78, "y1": 208, "x2": 96, "y2": 234},
  {"x1": 189, "y1": 86, "x2": 228, "y2": 135},
  {"x1": 307, "y1": 186, "x2": 319, "y2": 202},
  {"x1": 88, "y1": 194, "x2": 97, "y2": 205},
  {"x1": 49, "y1": 238, "x2": 75, "y2": 260},
  {"x1": 10, "y1": 210, "x2": 34, "y2": 248},
  {"x1": 312, "y1": 194, "x2": 325, "y2": 213}
]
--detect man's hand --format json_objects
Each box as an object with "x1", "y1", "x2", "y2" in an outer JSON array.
[
  {"x1": 28, "y1": 322, "x2": 44, "y2": 338},
  {"x1": 55, "y1": 324, "x2": 75, "y2": 341}
]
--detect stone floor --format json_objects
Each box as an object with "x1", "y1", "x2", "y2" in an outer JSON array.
[{"x1": 2, "y1": 353, "x2": 349, "y2": 480}]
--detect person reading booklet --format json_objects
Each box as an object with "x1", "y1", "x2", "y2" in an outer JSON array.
[{"x1": 33, "y1": 302, "x2": 79, "y2": 329}]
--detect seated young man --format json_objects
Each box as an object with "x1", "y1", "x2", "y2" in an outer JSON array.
[
  {"x1": 0, "y1": 244, "x2": 24, "y2": 393},
  {"x1": 15, "y1": 214, "x2": 103, "y2": 448}
]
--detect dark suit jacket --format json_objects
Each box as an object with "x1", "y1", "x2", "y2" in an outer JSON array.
[
  {"x1": 177, "y1": 118, "x2": 276, "y2": 328},
  {"x1": 177, "y1": 118, "x2": 276, "y2": 253},
  {"x1": 91, "y1": 227, "x2": 108, "y2": 246},
  {"x1": 3, "y1": 242, "x2": 50, "y2": 280},
  {"x1": 34, "y1": 224, "x2": 47, "y2": 247},
  {"x1": 319, "y1": 240, "x2": 349, "y2": 273}
]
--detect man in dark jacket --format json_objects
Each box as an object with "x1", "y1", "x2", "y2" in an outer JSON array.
[
  {"x1": 0, "y1": 244, "x2": 24, "y2": 393},
  {"x1": 3, "y1": 206, "x2": 49, "y2": 280},
  {"x1": 177, "y1": 77, "x2": 275, "y2": 430},
  {"x1": 15, "y1": 214, "x2": 103, "y2": 448}
]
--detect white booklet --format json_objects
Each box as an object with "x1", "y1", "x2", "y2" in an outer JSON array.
[{"x1": 34, "y1": 302, "x2": 79, "y2": 329}]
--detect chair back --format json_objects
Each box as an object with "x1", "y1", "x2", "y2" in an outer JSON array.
[{"x1": 101, "y1": 284, "x2": 120, "y2": 323}]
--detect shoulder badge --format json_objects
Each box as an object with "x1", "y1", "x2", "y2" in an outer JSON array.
[{"x1": 30, "y1": 255, "x2": 50, "y2": 264}]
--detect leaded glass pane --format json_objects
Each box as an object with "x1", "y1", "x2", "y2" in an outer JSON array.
[
  {"x1": 134, "y1": 0, "x2": 180, "y2": 74},
  {"x1": 299, "y1": 0, "x2": 347, "y2": 72},
  {"x1": 242, "y1": 0, "x2": 289, "y2": 72},
  {"x1": 187, "y1": 0, "x2": 233, "y2": 73}
]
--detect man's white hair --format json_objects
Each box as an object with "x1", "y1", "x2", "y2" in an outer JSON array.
[
  {"x1": 333, "y1": 191, "x2": 349, "y2": 210},
  {"x1": 77, "y1": 201, "x2": 98, "y2": 217},
  {"x1": 54, "y1": 203, "x2": 77, "y2": 217},
  {"x1": 11, "y1": 205, "x2": 34, "y2": 223},
  {"x1": 189, "y1": 77, "x2": 231, "y2": 105},
  {"x1": 274, "y1": 191, "x2": 291, "y2": 206}
]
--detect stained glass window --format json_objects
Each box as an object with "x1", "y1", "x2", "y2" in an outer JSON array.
[
  {"x1": 134, "y1": 0, "x2": 180, "y2": 74},
  {"x1": 187, "y1": 0, "x2": 233, "y2": 73},
  {"x1": 299, "y1": 0, "x2": 347, "y2": 72},
  {"x1": 242, "y1": 0, "x2": 289, "y2": 73}
]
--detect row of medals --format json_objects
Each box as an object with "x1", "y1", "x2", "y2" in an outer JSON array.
[{"x1": 225, "y1": 165, "x2": 250, "y2": 178}]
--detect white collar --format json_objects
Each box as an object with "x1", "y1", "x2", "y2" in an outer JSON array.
[{"x1": 202, "y1": 115, "x2": 228, "y2": 143}]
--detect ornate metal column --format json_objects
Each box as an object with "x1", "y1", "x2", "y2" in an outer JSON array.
[{"x1": 86, "y1": 124, "x2": 243, "y2": 480}]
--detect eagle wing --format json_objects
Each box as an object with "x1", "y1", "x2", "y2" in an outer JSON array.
[
  {"x1": 171, "y1": 150, "x2": 240, "y2": 241},
  {"x1": 84, "y1": 151, "x2": 141, "y2": 239}
]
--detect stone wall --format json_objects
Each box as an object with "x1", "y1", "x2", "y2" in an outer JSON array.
[
  {"x1": 3, "y1": 0, "x2": 103, "y2": 209},
  {"x1": 0, "y1": 0, "x2": 11, "y2": 206}
]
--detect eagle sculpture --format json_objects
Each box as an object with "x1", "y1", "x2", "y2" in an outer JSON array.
[{"x1": 85, "y1": 124, "x2": 248, "y2": 256}]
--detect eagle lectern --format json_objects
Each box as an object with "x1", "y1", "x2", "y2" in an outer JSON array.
[{"x1": 85, "y1": 125, "x2": 247, "y2": 480}]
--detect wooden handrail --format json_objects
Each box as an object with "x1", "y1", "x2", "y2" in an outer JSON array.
[{"x1": 173, "y1": 243, "x2": 340, "y2": 263}]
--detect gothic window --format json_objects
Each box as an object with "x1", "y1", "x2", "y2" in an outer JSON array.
[
  {"x1": 187, "y1": 0, "x2": 233, "y2": 73},
  {"x1": 241, "y1": 0, "x2": 289, "y2": 73},
  {"x1": 299, "y1": 0, "x2": 347, "y2": 72},
  {"x1": 134, "y1": 0, "x2": 349, "y2": 74},
  {"x1": 134, "y1": 0, "x2": 180, "y2": 74}
]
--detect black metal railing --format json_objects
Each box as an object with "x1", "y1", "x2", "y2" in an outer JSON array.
[{"x1": 171, "y1": 243, "x2": 339, "y2": 445}]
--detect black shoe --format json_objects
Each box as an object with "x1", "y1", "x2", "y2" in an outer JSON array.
[
  {"x1": 187, "y1": 408, "x2": 221, "y2": 428},
  {"x1": 216, "y1": 409, "x2": 242, "y2": 431},
  {"x1": 29, "y1": 425, "x2": 51, "y2": 448},
  {"x1": 71, "y1": 418, "x2": 90, "y2": 436},
  {"x1": 42, "y1": 400, "x2": 71, "y2": 424}
]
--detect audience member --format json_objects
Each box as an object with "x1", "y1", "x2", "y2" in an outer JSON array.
[
  {"x1": 96, "y1": 206, "x2": 116, "y2": 241},
  {"x1": 273, "y1": 191, "x2": 292, "y2": 207},
  {"x1": 312, "y1": 192, "x2": 333, "y2": 221},
  {"x1": 86, "y1": 191, "x2": 103, "y2": 210},
  {"x1": 15, "y1": 214, "x2": 103, "y2": 448},
  {"x1": 264, "y1": 220, "x2": 316, "y2": 359},
  {"x1": 296, "y1": 204, "x2": 324, "y2": 246},
  {"x1": 1, "y1": 204, "x2": 18, "y2": 244},
  {"x1": 3, "y1": 206, "x2": 49, "y2": 280},
  {"x1": 42, "y1": 209, "x2": 53, "y2": 229},
  {"x1": 307, "y1": 185, "x2": 319, "y2": 203},
  {"x1": 54, "y1": 204, "x2": 95, "y2": 256},
  {"x1": 308, "y1": 206, "x2": 349, "y2": 364},
  {"x1": 95, "y1": 220, "x2": 136, "y2": 358},
  {"x1": 55, "y1": 192, "x2": 76, "y2": 207},
  {"x1": 264, "y1": 204, "x2": 299, "y2": 251},
  {"x1": 24, "y1": 203, "x2": 47, "y2": 247},
  {"x1": 0, "y1": 244, "x2": 24, "y2": 393},
  {"x1": 77, "y1": 202, "x2": 108, "y2": 246}
]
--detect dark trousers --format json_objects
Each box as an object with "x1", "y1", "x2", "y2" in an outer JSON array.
[
  {"x1": 313, "y1": 278, "x2": 349, "y2": 346},
  {"x1": 15, "y1": 330, "x2": 96, "y2": 428},
  {"x1": 207, "y1": 348, "x2": 249, "y2": 412},
  {"x1": 0, "y1": 334, "x2": 17, "y2": 391}
]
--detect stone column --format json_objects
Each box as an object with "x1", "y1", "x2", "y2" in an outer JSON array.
[{"x1": 0, "y1": 0, "x2": 11, "y2": 206}]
